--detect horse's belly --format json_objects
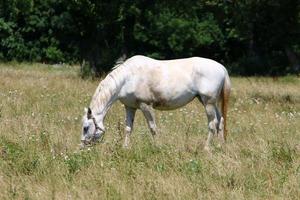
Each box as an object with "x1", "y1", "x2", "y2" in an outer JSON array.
[
  {"x1": 119, "y1": 91, "x2": 196, "y2": 110},
  {"x1": 118, "y1": 73, "x2": 197, "y2": 110},
  {"x1": 152, "y1": 93, "x2": 196, "y2": 110}
]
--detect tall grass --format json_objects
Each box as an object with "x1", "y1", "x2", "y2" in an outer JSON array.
[{"x1": 0, "y1": 63, "x2": 299, "y2": 199}]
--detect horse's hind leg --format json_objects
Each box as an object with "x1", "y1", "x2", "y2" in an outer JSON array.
[
  {"x1": 218, "y1": 116, "x2": 225, "y2": 144},
  {"x1": 139, "y1": 103, "x2": 157, "y2": 136},
  {"x1": 204, "y1": 103, "x2": 219, "y2": 151},
  {"x1": 213, "y1": 105, "x2": 225, "y2": 144},
  {"x1": 124, "y1": 106, "x2": 136, "y2": 148}
]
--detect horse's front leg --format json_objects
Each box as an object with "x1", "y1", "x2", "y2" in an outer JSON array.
[
  {"x1": 123, "y1": 106, "x2": 136, "y2": 148},
  {"x1": 139, "y1": 103, "x2": 157, "y2": 137}
]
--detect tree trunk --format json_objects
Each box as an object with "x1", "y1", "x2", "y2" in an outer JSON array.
[{"x1": 285, "y1": 46, "x2": 300, "y2": 74}]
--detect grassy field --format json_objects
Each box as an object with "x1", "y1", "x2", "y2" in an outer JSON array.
[{"x1": 0, "y1": 63, "x2": 299, "y2": 200}]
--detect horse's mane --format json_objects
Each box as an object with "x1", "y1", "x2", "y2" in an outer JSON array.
[
  {"x1": 110, "y1": 54, "x2": 126, "y2": 69},
  {"x1": 89, "y1": 57, "x2": 127, "y2": 114}
]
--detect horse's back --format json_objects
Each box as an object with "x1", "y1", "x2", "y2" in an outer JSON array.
[
  {"x1": 118, "y1": 55, "x2": 227, "y2": 108},
  {"x1": 124, "y1": 55, "x2": 226, "y2": 73}
]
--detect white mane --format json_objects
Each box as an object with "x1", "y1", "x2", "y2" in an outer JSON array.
[
  {"x1": 89, "y1": 62, "x2": 127, "y2": 115},
  {"x1": 112, "y1": 54, "x2": 127, "y2": 70}
]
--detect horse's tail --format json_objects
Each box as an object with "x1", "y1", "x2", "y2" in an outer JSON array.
[{"x1": 221, "y1": 71, "x2": 231, "y2": 141}]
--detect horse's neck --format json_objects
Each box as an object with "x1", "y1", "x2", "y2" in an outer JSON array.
[
  {"x1": 90, "y1": 89, "x2": 116, "y2": 118},
  {"x1": 90, "y1": 66, "x2": 127, "y2": 118}
]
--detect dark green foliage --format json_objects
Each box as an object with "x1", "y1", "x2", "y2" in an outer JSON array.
[{"x1": 0, "y1": 0, "x2": 299, "y2": 75}]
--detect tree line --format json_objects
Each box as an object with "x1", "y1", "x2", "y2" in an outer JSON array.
[{"x1": 0, "y1": 0, "x2": 299, "y2": 76}]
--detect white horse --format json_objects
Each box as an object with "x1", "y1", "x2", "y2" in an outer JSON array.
[{"x1": 81, "y1": 55, "x2": 231, "y2": 151}]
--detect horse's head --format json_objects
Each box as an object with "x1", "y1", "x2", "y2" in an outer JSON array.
[{"x1": 80, "y1": 107, "x2": 105, "y2": 148}]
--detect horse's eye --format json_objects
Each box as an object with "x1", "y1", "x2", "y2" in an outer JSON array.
[{"x1": 83, "y1": 126, "x2": 89, "y2": 132}]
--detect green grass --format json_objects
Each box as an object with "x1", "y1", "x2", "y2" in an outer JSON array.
[{"x1": 0, "y1": 63, "x2": 299, "y2": 199}]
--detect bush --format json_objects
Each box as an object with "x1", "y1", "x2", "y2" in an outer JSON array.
[{"x1": 44, "y1": 46, "x2": 64, "y2": 63}]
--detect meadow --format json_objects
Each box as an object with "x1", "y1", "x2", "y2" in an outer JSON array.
[{"x1": 0, "y1": 63, "x2": 299, "y2": 200}]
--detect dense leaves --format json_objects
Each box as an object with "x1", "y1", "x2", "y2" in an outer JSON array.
[{"x1": 0, "y1": 0, "x2": 299, "y2": 75}]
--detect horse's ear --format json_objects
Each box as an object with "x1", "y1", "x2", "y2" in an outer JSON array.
[{"x1": 87, "y1": 107, "x2": 92, "y2": 119}]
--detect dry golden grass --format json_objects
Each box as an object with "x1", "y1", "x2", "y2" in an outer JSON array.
[{"x1": 0, "y1": 63, "x2": 299, "y2": 200}]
